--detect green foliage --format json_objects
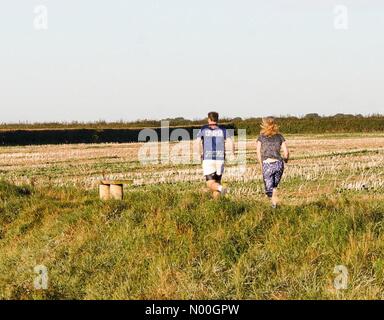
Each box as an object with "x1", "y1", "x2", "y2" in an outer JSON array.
[
  {"x1": 234, "y1": 115, "x2": 384, "y2": 136},
  {"x1": 0, "y1": 181, "x2": 383, "y2": 300}
]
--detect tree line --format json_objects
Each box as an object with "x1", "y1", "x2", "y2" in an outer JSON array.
[{"x1": 0, "y1": 114, "x2": 382, "y2": 146}]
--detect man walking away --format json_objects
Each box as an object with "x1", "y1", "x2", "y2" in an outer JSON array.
[{"x1": 196, "y1": 112, "x2": 233, "y2": 199}]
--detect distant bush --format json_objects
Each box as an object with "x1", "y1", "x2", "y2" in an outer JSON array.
[
  {"x1": 235, "y1": 115, "x2": 384, "y2": 136},
  {"x1": 304, "y1": 113, "x2": 321, "y2": 119}
]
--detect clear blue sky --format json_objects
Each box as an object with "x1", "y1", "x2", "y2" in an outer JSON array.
[{"x1": 0, "y1": 0, "x2": 383, "y2": 122}]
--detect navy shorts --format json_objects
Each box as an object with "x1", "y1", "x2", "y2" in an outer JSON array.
[{"x1": 205, "y1": 173, "x2": 222, "y2": 183}]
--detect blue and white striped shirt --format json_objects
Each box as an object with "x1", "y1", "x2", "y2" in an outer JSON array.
[{"x1": 197, "y1": 125, "x2": 227, "y2": 161}]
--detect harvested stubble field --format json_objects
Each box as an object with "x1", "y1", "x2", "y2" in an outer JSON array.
[{"x1": 0, "y1": 133, "x2": 384, "y2": 299}]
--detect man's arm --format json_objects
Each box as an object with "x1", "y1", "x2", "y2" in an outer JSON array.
[
  {"x1": 194, "y1": 128, "x2": 204, "y2": 163},
  {"x1": 194, "y1": 137, "x2": 203, "y2": 162}
]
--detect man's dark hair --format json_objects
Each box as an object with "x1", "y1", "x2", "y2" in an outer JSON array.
[{"x1": 208, "y1": 112, "x2": 219, "y2": 123}]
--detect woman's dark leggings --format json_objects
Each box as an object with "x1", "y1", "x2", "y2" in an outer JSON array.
[{"x1": 262, "y1": 160, "x2": 285, "y2": 198}]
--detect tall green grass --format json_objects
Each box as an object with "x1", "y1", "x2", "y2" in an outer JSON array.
[{"x1": 0, "y1": 182, "x2": 383, "y2": 300}]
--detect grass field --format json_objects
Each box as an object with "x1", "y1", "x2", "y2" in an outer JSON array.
[{"x1": 0, "y1": 133, "x2": 384, "y2": 299}]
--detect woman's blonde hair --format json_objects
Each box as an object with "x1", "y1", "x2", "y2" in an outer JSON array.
[{"x1": 260, "y1": 117, "x2": 279, "y2": 137}]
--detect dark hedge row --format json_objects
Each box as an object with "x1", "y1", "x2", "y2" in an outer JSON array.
[
  {"x1": 0, "y1": 125, "x2": 234, "y2": 146},
  {"x1": 0, "y1": 116, "x2": 382, "y2": 146}
]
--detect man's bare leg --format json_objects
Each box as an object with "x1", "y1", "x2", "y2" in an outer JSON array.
[
  {"x1": 206, "y1": 180, "x2": 223, "y2": 199},
  {"x1": 207, "y1": 180, "x2": 220, "y2": 192},
  {"x1": 213, "y1": 191, "x2": 221, "y2": 200}
]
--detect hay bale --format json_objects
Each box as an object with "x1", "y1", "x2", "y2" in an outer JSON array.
[
  {"x1": 99, "y1": 184, "x2": 110, "y2": 201},
  {"x1": 110, "y1": 184, "x2": 124, "y2": 200}
]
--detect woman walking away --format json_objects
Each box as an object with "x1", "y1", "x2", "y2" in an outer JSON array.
[{"x1": 256, "y1": 117, "x2": 289, "y2": 208}]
